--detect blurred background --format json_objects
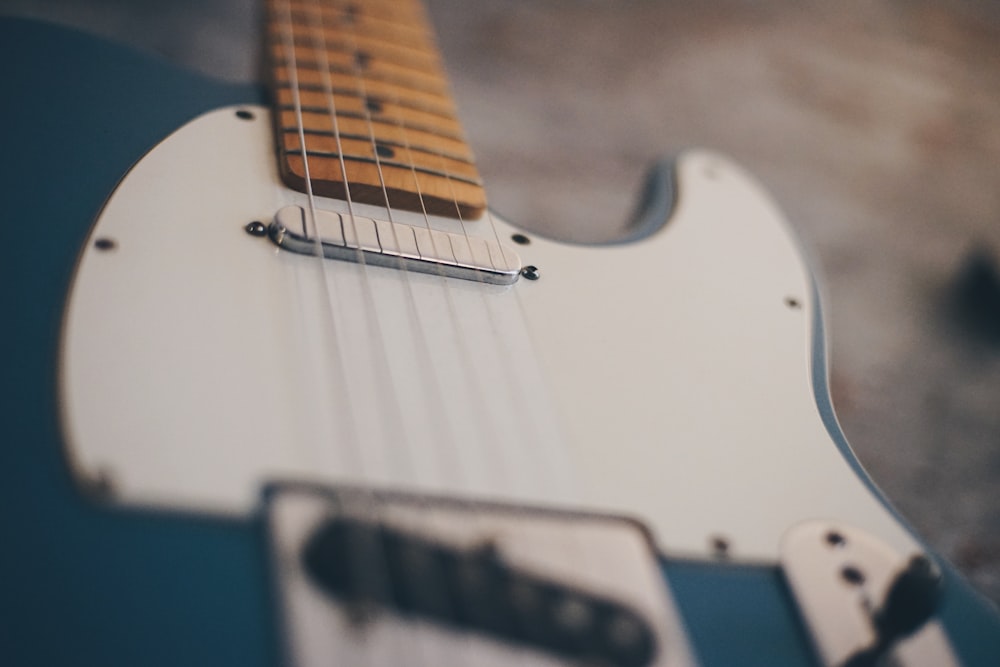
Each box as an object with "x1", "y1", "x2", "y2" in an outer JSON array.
[{"x1": 3, "y1": 0, "x2": 998, "y2": 605}]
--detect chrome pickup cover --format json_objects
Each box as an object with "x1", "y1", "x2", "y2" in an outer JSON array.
[{"x1": 269, "y1": 205, "x2": 522, "y2": 285}]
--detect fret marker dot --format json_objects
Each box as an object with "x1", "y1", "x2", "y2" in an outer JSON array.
[
  {"x1": 355, "y1": 51, "x2": 371, "y2": 69},
  {"x1": 365, "y1": 98, "x2": 383, "y2": 113},
  {"x1": 375, "y1": 143, "x2": 395, "y2": 159}
]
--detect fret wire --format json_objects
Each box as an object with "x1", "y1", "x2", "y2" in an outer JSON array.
[
  {"x1": 281, "y1": 136, "x2": 480, "y2": 179},
  {"x1": 276, "y1": 111, "x2": 470, "y2": 150},
  {"x1": 269, "y1": 44, "x2": 448, "y2": 86},
  {"x1": 274, "y1": 84, "x2": 455, "y2": 119},
  {"x1": 281, "y1": 0, "x2": 428, "y2": 26},
  {"x1": 267, "y1": 0, "x2": 485, "y2": 218},
  {"x1": 267, "y1": 34, "x2": 441, "y2": 74},
  {"x1": 282, "y1": 127, "x2": 473, "y2": 163},
  {"x1": 278, "y1": 105, "x2": 463, "y2": 141},
  {"x1": 274, "y1": 9, "x2": 430, "y2": 47},
  {"x1": 275, "y1": 25, "x2": 441, "y2": 62},
  {"x1": 272, "y1": 60, "x2": 447, "y2": 96}
]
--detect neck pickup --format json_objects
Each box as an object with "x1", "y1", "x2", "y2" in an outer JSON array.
[{"x1": 265, "y1": 0, "x2": 487, "y2": 220}]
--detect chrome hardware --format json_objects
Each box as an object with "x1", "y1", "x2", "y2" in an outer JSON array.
[
  {"x1": 780, "y1": 521, "x2": 958, "y2": 667},
  {"x1": 268, "y1": 205, "x2": 521, "y2": 285}
]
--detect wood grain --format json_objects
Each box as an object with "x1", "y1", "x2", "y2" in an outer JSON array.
[{"x1": 266, "y1": 0, "x2": 485, "y2": 218}]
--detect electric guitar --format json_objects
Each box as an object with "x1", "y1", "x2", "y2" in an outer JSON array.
[{"x1": 1, "y1": 1, "x2": 998, "y2": 666}]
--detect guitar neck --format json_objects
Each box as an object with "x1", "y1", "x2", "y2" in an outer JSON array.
[{"x1": 265, "y1": 0, "x2": 486, "y2": 219}]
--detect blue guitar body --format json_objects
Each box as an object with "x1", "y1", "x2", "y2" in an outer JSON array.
[{"x1": 0, "y1": 16, "x2": 997, "y2": 667}]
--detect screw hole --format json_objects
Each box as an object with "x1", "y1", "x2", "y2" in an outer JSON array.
[
  {"x1": 841, "y1": 564, "x2": 866, "y2": 586},
  {"x1": 710, "y1": 535, "x2": 730, "y2": 559},
  {"x1": 511, "y1": 233, "x2": 531, "y2": 245},
  {"x1": 94, "y1": 237, "x2": 116, "y2": 251},
  {"x1": 825, "y1": 531, "x2": 847, "y2": 548},
  {"x1": 235, "y1": 109, "x2": 255, "y2": 121},
  {"x1": 785, "y1": 296, "x2": 801, "y2": 309}
]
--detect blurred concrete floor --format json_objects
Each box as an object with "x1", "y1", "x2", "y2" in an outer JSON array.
[{"x1": 4, "y1": 0, "x2": 998, "y2": 605}]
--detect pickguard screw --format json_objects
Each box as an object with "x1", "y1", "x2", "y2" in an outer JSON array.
[
  {"x1": 841, "y1": 564, "x2": 866, "y2": 586},
  {"x1": 235, "y1": 109, "x2": 255, "y2": 121},
  {"x1": 785, "y1": 296, "x2": 801, "y2": 309},
  {"x1": 511, "y1": 233, "x2": 531, "y2": 245},
  {"x1": 245, "y1": 221, "x2": 268, "y2": 237},
  {"x1": 94, "y1": 237, "x2": 116, "y2": 251},
  {"x1": 710, "y1": 535, "x2": 730, "y2": 559},
  {"x1": 825, "y1": 531, "x2": 847, "y2": 547},
  {"x1": 521, "y1": 265, "x2": 540, "y2": 280},
  {"x1": 87, "y1": 467, "x2": 116, "y2": 500}
]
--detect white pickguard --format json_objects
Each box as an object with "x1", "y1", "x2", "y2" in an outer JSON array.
[{"x1": 61, "y1": 105, "x2": 916, "y2": 561}]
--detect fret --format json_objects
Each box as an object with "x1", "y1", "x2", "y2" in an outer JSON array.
[
  {"x1": 266, "y1": 0, "x2": 485, "y2": 219},
  {"x1": 281, "y1": 133, "x2": 480, "y2": 181},
  {"x1": 276, "y1": 96, "x2": 462, "y2": 137},
  {"x1": 269, "y1": 44, "x2": 448, "y2": 89},
  {"x1": 275, "y1": 79, "x2": 454, "y2": 114},
  {"x1": 284, "y1": 129, "x2": 473, "y2": 164},
  {"x1": 279, "y1": 23, "x2": 441, "y2": 65},
  {"x1": 269, "y1": 32, "x2": 441, "y2": 78},
  {"x1": 277, "y1": 113, "x2": 474, "y2": 160},
  {"x1": 274, "y1": 85, "x2": 454, "y2": 121},
  {"x1": 283, "y1": 0, "x2": 429, "y2": 28},
  {"x1": 278, "y1": 106, "x2": 463, "y2": 142},
  {"x1": 272, "y1": 64, "x2": 447, "y2": 97},
  {"x1": 284, "y1": 150, "x2": 479, "y2": 187},
  {"x1": 283, "y1": 155, "x2": 486, "y2": 218},
  {"x1": 278, "y1": 9, "x2": 430, "y2": 49}
]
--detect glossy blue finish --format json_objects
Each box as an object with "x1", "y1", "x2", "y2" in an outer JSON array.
[
  {"x1": 1, "y1": 15, "x2": 997, "y2": 667},
  {"x1": 0, "y1": 17, "x2": 274, "y2": 667}
]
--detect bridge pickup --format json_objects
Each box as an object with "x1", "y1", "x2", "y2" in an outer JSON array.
[
  {"x1": 268, "y1": 205, "x2": 521, "y2": 285},
  {"x1": 302, "y1": 516, "x2": 657, "y2": 667},
  {"x1": 265, "y1": 485, "x2": 697, "y2": 667}
]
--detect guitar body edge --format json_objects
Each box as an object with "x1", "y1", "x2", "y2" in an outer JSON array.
[{"x1": 1, "y1": 16, "x2": 997, "y2": 667}]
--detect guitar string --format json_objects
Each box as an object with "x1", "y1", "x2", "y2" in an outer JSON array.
[
  {"x1": 356, "y1": 9, "x2": 548, "y2": 667},
  {"x1": 388, "y1": 12, "x2": 605, "y2": 665},
  {"x1": 302, "y1": 2, "x2": 475, "y2": 664},
  {"x1": 374, "y1": 0, "x2": 593, "y2": 646},
  {"x1": 280, "y1": 2, "x2": 413, "y2": 664},
  {"x1": 289, "y1": 0, "x2": 591, "y2": 663},
  {"x1": 421, "y1": 106, "x2": 579, "y2": 504},
  {"x1": 324, "y1": 2, "x2": 491, "y2": 492},
  {"x1": 407, "y1": 21, "x2": 608, "y2": 655},
  {"x1": 426, "y1": 124, "x2": 620, "y2": 667},
  {"x1": 276, "y1": 1, "x2": 363, "y2": 475},
  {"x1": 310, "y1": 2, "x2": 561, "y2": 664},
  {"x1": 296, "y1": 3, "x2": 532, "y2": 664}
]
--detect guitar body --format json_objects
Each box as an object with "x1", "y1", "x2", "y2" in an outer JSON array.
[{"x1": 1, "y1": 16, "x2": 998, "y2": 667}]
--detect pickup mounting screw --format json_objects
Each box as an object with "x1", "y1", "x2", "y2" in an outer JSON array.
[
  {"x1": 245, "y1": 221, "x2": 268, "y2": 237},
  {"x1": 521, "y1": 265, "x2": 540, "y2": 280}
]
